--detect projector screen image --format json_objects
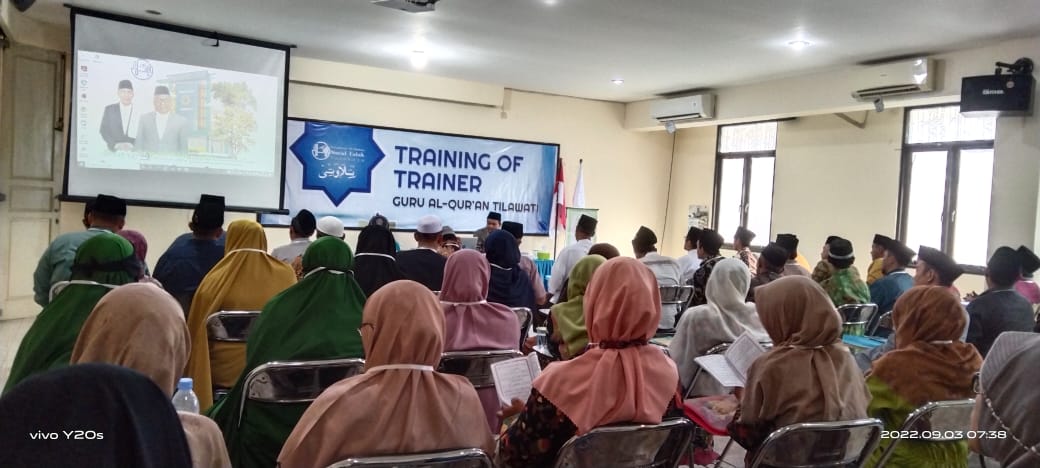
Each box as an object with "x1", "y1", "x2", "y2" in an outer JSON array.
[
  {"x1": 75, "y1": 51, "x2": 279, "y2": 176},
  {"x1": 66, "y1": 10, "x2": 288, "y2": 211}
]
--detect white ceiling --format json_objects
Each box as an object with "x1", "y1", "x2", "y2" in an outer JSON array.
[{"x1": 26, "y1": 0, "x2": 1040, "y2": 102}]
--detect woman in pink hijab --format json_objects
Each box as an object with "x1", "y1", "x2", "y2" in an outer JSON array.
[
  {"x1": 117, "y1": 229, "x2": 163, "y2": 287},
  {"x1": 441, "y1": 249, "x2": 521, "y2": 432},
  {"x1": 277, "y1": 281, "x2": 493, "y2": 468},
  {"x1": 497, "y1": 257, "x2": 681, "y2": 467}
]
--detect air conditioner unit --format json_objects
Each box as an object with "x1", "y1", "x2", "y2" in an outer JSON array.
[
  {"x1": 851, "y1": 58, "x2": 935, "y2": 101},
  {"x1": 371, "y1": 0, "x2": 437, "y2": 13},
  {"x1": 650, "y1": 94, "x2": 716, "y2": 122}
]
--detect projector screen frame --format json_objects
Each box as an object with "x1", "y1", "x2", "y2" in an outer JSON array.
[
  {"x1": 62, "y1": 5, "x2": 294, "y2": 214},
  {"x1": 259, "y1": 116, "x2": 561, "y2": 236}
]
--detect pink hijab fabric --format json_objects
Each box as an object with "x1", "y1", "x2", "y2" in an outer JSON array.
[
  {"x1": 440, "y1": 250, "x2": 521, "y2": 431},
  {"x1": 278, "y1": 281, "x2": 493, "y2": 468},
  {"x1": 533, "y1": 257, "x2": 679, "y2": 435}
]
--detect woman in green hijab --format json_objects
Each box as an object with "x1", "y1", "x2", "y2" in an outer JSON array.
[
  {"x1": 551, "y1": 254, "x2": 607, "y2": 359},
  {"x1": 4, "y1": 232, "x2": 140, "y2": 393},
  {"x1": 207, "y1": 237, "x2": 366, "y2": 468}
]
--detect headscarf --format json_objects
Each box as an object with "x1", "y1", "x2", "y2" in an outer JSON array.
[
  {"x1": 534, "y1": 257, "x2": 679, "y2": 435},
  {"x1": 70, "y1": 283, "x2": 231, "y2": 468},
  {"x1": 3, "y1": 233, "x2": 138, "y2": 393},
  {"x1": 184, "y1": 220, "x2": 297, "y2": 409},
  {"x1": 440, "y1": 249, "x2": 521, "y2": 432},
  {"x1": 207, "y1": 237, "x2": 366, "y2": 468},
  {"x1": 277, "y1": 281, "x2": 494, "y2": 468},
  {"x1": 552, "y1": 255, "x2": 606, "y2": 357},
  {"x1": 0, "y1": 363, "x2": 193, "y2": 468},
  {"x1": 117, "y1": 229, "x2": 149, "y2": 276},
  {"x1": 484, "y1": 230, "x2": 536, "y2": 311},
  {"x1": 670, "y1": 258, "x2": 768, "y2": 391},
  {"x1": 978, "y1": 332, "x2": 1040, "y2": 467},
  {"x1": 869, "y1": 286, "x2": 981, "y2": 406},
  {"x1": 738, "y1": 276, "x2": 869, "y2": 427},
  {"x1": 352, "y1": 225, "x2": 405, "y2": 297}
]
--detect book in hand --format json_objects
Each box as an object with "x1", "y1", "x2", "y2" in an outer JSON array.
[
  {"x1": 490, "y1": 352, "x2": 542, "y2": 406},
  {"x1": 692, "y1": 332, "x2": 766, "y2": 388},
  {"x1": 683, "y1": 394, "x2": 739, "y2": 433}
]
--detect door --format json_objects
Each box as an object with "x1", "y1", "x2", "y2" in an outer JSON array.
[{"x1": 0, "y1": 42, "x2": 66, "y2": 319}]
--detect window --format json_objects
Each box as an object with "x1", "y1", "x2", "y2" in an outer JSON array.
[
  {"x1": 899, "y1": 105, "x2": 996, "y2": 267},
  {"x1": 714, "y1": 121, "x2": 777, "y2": 246}
]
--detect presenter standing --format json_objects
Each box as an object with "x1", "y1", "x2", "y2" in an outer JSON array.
[
  {"x1": 99, "y1": 80, "x2": 138, "y2": 151},
  {"x1": 136, "y1": 86, "x2": 189, "y2": 153}
]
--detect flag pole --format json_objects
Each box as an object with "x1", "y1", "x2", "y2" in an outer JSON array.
[{"x1": 552, "y1": 156, "x2": 561, "y2": 261}]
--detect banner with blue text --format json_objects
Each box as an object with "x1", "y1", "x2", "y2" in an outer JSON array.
[{"x1": 261, "y1": 119, "x2": 559, "y2": 234}]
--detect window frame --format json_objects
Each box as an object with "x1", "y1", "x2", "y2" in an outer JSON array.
[
  {"x1": 712, "y1": 121, "x2": 778, "y2": 249},
  {"x1": 896, "y1": 103, "x2": 995, "y2": 272}
]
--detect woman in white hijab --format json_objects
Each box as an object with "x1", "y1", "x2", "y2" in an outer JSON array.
[{"x1": 669, "y1": 258, "x2": 769, "y2": 395}]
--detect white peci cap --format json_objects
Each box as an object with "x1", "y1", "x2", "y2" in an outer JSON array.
[
  {"x1": 416, "y1": 215, "x2": 443, "y2": 234},
  {"x1": 317, "y1": 216, "x2": 345, "y2": 239}
]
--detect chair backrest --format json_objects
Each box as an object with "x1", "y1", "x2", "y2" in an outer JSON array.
[
  {"x1": 873, "y1": 399, "x2": 975, "y2": 467},
  {"x1": 552, "y1": 418, "x2": 694, "y2": 468},
  {"x1": 511, "y1": 307, "x2": 532, "y2": 347},
  {"x1": 205, "y1": 310, "x2": 262, "y2": 342},
  {"x1": 327, "y1": 448, "x2": 493, "y2": 468},
  {"x1": 870, "y1": 311, "x2": 894, "y2": 336},
  {"x1": 659, "y1": 285, "x2": 695, "y2": 304},
  {"x1": 747, "y1": 418, "x2": 884, "y2": 468},
  {"x1": 838, "y1": 304, "x2": 878, "y2": 336},
  {"x1": 240, "y1": 358, "x2": 365, "y2": 426},
  {"x1": 437, "y1": 350, "x2": 523, "y2": 389}
]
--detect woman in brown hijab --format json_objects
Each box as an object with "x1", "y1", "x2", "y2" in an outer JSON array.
[
  {"x1": 728, "y1": 276, "x2": 870, "y2": 460},
  {"x1": 71, "y1": 283, "x2": 231, "y2": 468},
  {"x1": 278, "y1": 280, "x2": 493, "y2": 468}
]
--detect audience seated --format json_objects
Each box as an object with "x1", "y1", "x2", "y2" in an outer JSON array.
[
  {"x1": 501, "y1": 221, "x2": 548, "y2": 306},
  {"x1": 70, "y1": 283, "x2": 231, "y2": 468},
  {"x1": 634, "y1": 225, "x2": 682, "y2": 287},
  {"x1": 484, "y1": 230, "x2": 538, "y2": 311},
  {"x1": 207, "y1": 237, "x2": 365, "y2": 468},
  {"x1": 915, "y1": 246, "x2": 965, "y2": 296},
  {"x1": 184, "y1": 219, "x2": 297, "y2": 410},
  {"x1": 117, "y1": 229, "x2": 163, "y2": 287},
  {"x1": 776, "y1": 233, "x2": 811, "y2": 277},
  {"x1": 670, "y1": 258, "x2": 767, "y2": 395},
  {"x1": 970, "y1": 331, "x2": 1040, "y2": 466},
  {"x1": 438, "y1": 225, "x2": 462, "y2": 257},
  {"x1": 869, "y1": 237, "x2": 916, "y2": 321},
  {"x1": 4, "y1": 232, "x2": 140, "y2": 393},
  {"x1": 0, "y1": 363, "x2": 193, "y2": 468},
  {"x1": 867, "y1": 234, "x2": 893, "y2": 285},
  {"x1": 270, "y1": 209, "x2": 315, "y2": 264},
  {"x1": 866, "y1": 286, "x2": 982, "y2": 467},
  {"x1": 748, "y1": 242, "x2": 787, "y2": 302},
  {"x1": 277, "y1": 280, "x2": 493, "y2": 467},
  {"x1": 678, "y1": 227, "x2": 703, "y2": 284},
  {"x1": 440, "y1": 249, "x2": 521, "y2": 432},
  {"x1": 351, "y1": 225, "x2": 405, "y2": 297},
  {"x1": 551, "y1": 254, "x2": 607, "y2": 360},
  {"x1": 588, "y1": 242, "x2": 620, "y2": 259},
  {"x1": 967, "y1": 247, "x2": 1036, "y2": 357},
  {"x1": 497, "y1": 257, "x2": 681, "y2": 467},
  {"x1": 728, "y1": 276, "x2": 870, "y2": 463},
  {"x1": 547, "y1": 214, "x2": 597, "y2": 303},
  {"x1": 396, "y1": 215, "x2": 448, "y2": 290},
  {"x1": 733, "y1": 226, "x2": 759, "y2": 272},
  {"x1": 153, "y1": 194, "x2": 226, "y2": 314},
  {"x1": 688, "y1": 228, "x2": 725, "y2": 306},
  {"x1": 820, "y1": 237, "x2": 871, "y2": 306},
  {"x1": 1015, "y1": 246, "x2": 1040, "y2": 306}
]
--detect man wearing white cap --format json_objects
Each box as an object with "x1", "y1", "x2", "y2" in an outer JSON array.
[
  {"x1": 316, "y1": 216, "x2": 345, "y2": 240},
  {"x1": 396, "y1": 215, "x2": 447, "y2": 291}
]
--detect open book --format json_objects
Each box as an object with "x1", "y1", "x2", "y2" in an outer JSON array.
[
  {"x1": 692, "y1": 332, "x2": 766, "y2": 388},
  {"x1": 490, "y1": 352, "x2": 541, "y2": 406}
]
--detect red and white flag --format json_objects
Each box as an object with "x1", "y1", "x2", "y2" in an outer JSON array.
[{"x1": 551, "y1": 157, "x2": 566, "y2": 231}]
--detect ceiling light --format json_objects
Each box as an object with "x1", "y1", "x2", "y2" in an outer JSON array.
[
  {"x1": 787, "y1": 40, "x2": 811, "y2": 50},
  {"x1": 145, "y1": 9, "x2": 162, "y2": 15},
  {"x1": 543, "y1": 0, "x2": 558, "y2": 4},
  {"x1": 410, "y1": 50, "x2": 428, "y2": 69},
  {"x1": 611, "y1": 78, "x2": 624, "y2": 85}
]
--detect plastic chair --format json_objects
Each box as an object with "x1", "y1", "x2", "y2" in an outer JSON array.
[
  {"x1": 327, "y1": 448, "x2": 493, "y2": 468},
  {"x1": 552, "y1": 418, "x2": 694, "y2": 468},
  {"x1": 746, "y1": 418, "x2": 884, "y2": 468},
  {"x1": 437, "y1": 350, "x2": 523, "y2": 389},
  {"x1": 659, "y1": 285, "x2": 695, "y2": 331},
  {"x1": 873, "y1": 399, "x2": 975, "y2": 467},
  {"x1": 511, "y1": 307, "x2": 533, "y2": 348},
  {"x1": 837, "y1": 304, "x2": 878, "y2": 337},
  {"x1": 238, "y1": 358, "x2": 365, "y2": 427},
  {"x1": 205, "y1": 310, "x2": 262, "y2": 343}
]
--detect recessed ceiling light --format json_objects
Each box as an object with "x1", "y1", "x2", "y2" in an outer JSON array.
[
  {"x1": 543, "y1": 0, "x2": 558, "y2": 5},
  {"x1": 611, "y1": 78, "x2": 624, "y2": 85},
  {"x1": 410, "y1": 50, "x2": 428, "y2": 69},
  {"x1": 145, "y1": 9, "x2": 162, "y2": 15},
  {"x1": 787, "y1": 40, "x2": 811, "y2": 50}
]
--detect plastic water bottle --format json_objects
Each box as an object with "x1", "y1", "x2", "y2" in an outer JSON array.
[{"x1": 172, "y1": 377, "x2": 200, "y2": 414}]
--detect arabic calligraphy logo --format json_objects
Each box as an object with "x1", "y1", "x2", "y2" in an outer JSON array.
[
  {"x1": 130, "y1": 59, "x2": 153, "y2": 80},
  {"x1": 312, "y1": 141, "x2": 332, "y2": 161}
]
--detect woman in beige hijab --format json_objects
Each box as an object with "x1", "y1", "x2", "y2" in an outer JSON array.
[
  {"x1": 71, "y1": 283, "x2": 231, "y2": 468},
  {"x1": 728, "y1": 276, "x2": 870, "y2": 462},
  {"x1": 278, "y1": 280, "x2": 493, "y2": 468}
]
